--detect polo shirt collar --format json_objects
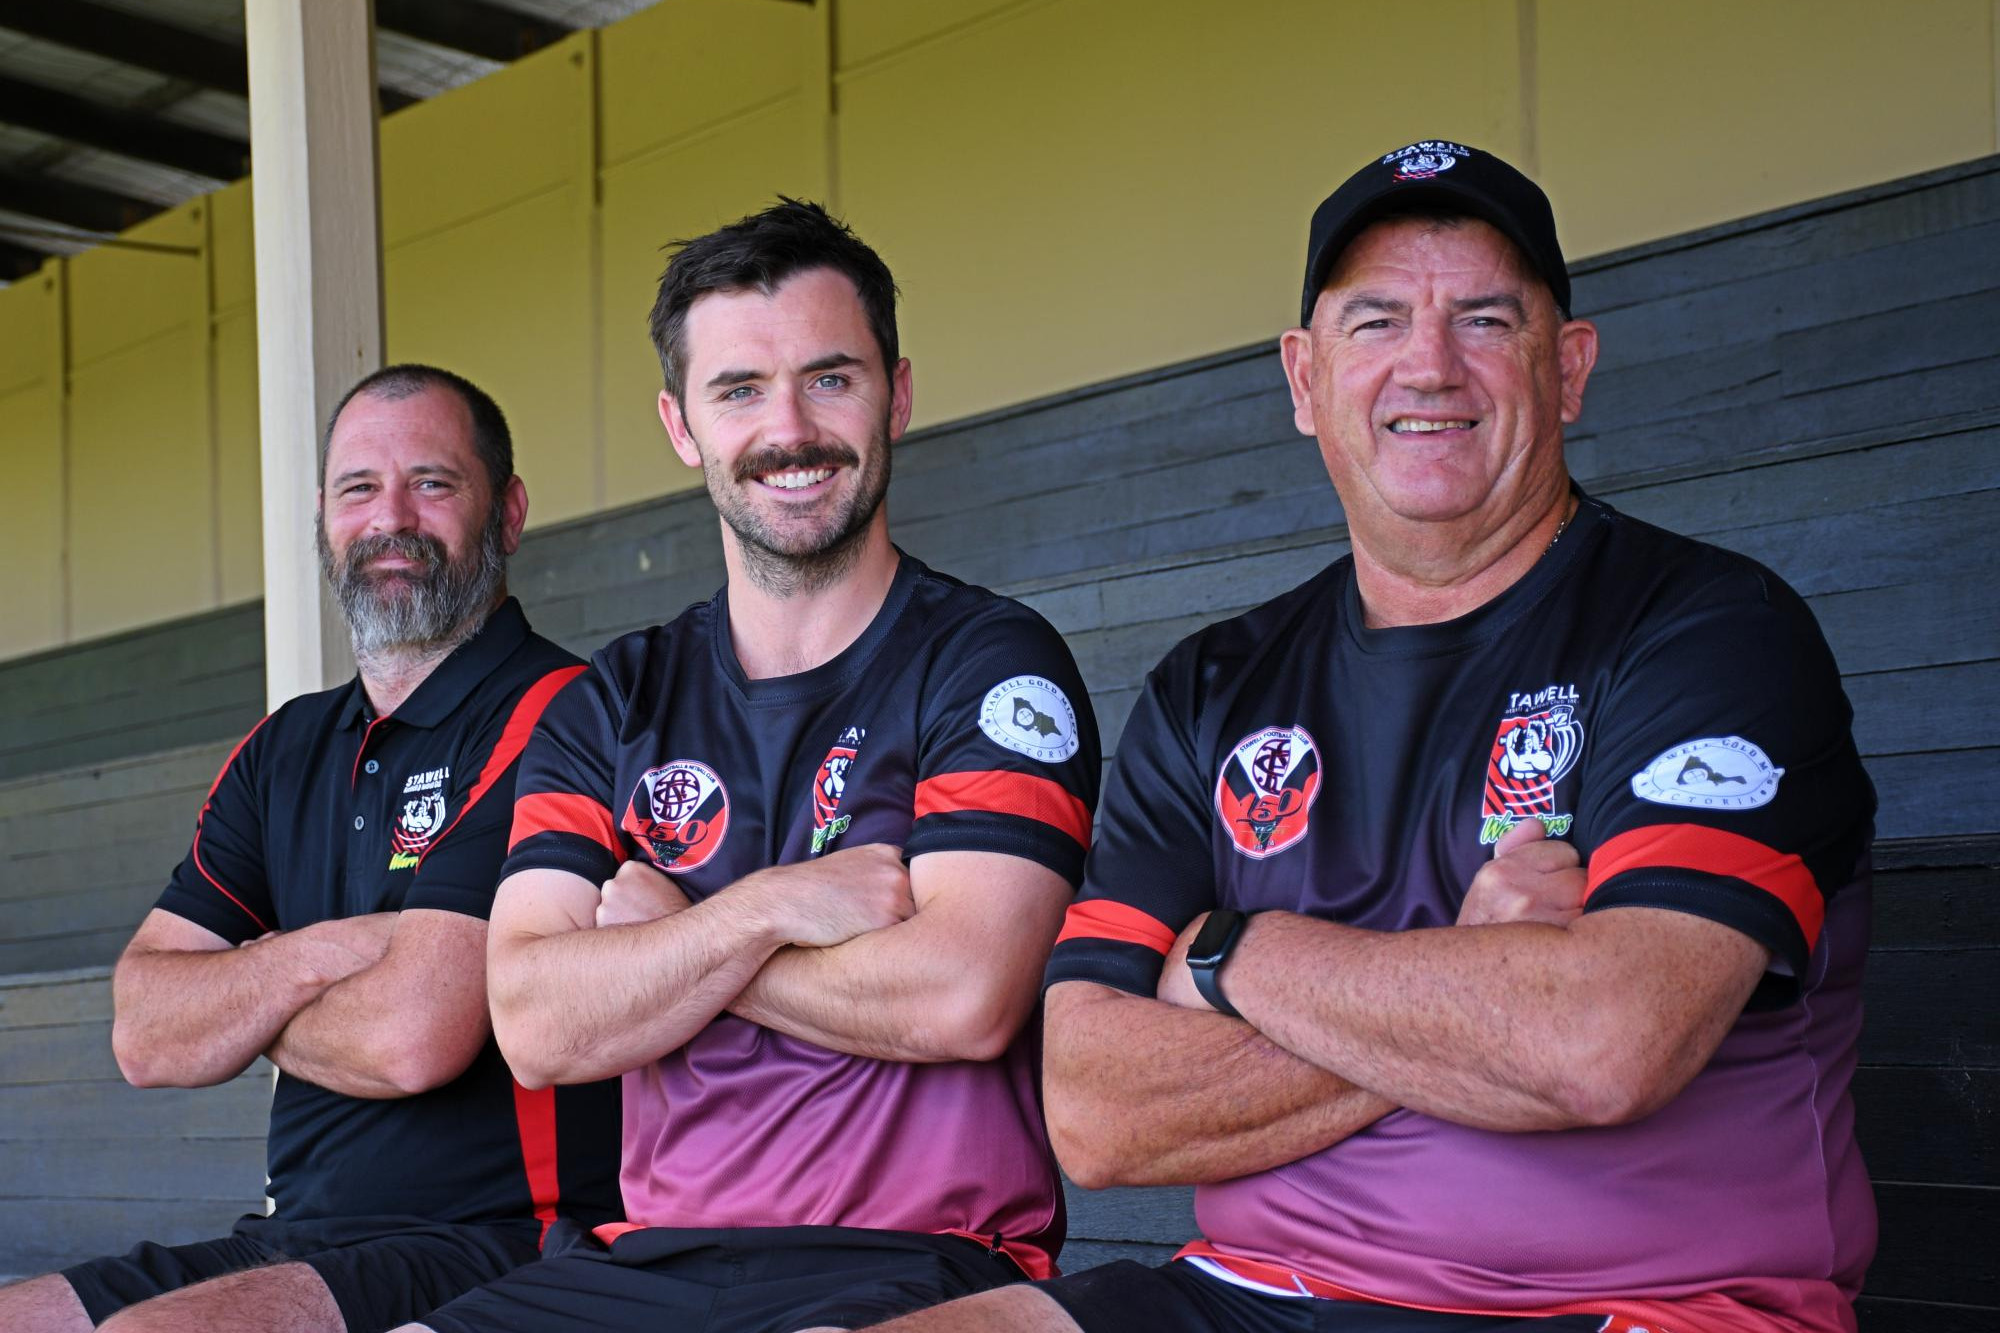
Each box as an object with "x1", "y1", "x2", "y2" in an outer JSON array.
[{"x1": 333, "y1": 597, "x2": 531, "y2": 730}]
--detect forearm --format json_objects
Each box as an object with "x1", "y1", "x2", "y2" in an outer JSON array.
[
  {"x1": 726, "y1": 852, "x2": 1065, "y2": 1064},
  {"x1": 265, "y1": 912, "x2": 490, "y2": 1098},
  {"x1": 1227, "y1": 910, "x2": 1762, "y2": 1129},
  {"x1": 267, "y1": 985, "x2": 419, "y2": 1098},
  {"x1": 492, "y1": 891, "x2": 788, "y2": 1087},
  {"x1": 112, "y1": 935, "x2": 335, "y2": 1087},
  {"x1": 1045, "y1": 983, "x2": 1391, "y2": 1187},
  {"x1": 728, "y1": 932, "x2": 1009, "y2": 1063}
]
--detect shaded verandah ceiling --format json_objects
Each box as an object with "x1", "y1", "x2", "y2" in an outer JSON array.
[{"x1": 0, "y1": 0, "x2": 675, "y2": 282}]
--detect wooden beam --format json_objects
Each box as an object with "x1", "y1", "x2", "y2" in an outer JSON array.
[
  {"x1": 374, "y1": 0, "x2": 573, "y2": 61},
  {"x1": 0, "y1": 168, "x2": 156, "y2": 234},
  {"x1": 246, "y1": 0, "x2": 380, "y2": 704},
  {"x1": 0, "y1": 74, "x2": 248, "y2": 181}
]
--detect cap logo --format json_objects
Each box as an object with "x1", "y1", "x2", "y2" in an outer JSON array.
[{"x1": 1383, "y1": 140, "x2": 1473, "y2": 181}]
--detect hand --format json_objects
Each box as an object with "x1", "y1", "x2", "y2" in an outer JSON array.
[
  {"x1": 598, "y1": 860, "x2": 693, "y2": 928},
  {"x1": 742, "y1": 844, "x2": 914, "y2": 948},
  {"x1": 1156, "y1": 913, "x2": 1217, "y2": 1012},
  {"x1": 1457, "y1": 818, "x2": 1587, "y2": 927}
]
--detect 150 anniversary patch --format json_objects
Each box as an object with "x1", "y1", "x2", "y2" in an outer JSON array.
[
  {"x1": 623, "y1": 760, "x2": 730, "y2": 873},
  {"x1": 1216, "y1": 725, "x2": 1321, "y2": 859}
]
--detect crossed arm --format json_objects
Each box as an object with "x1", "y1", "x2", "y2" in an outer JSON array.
[
  {"x1": 112, "y1": 906, "x2": 493, "y2": 1098},
  {"x1": 1046, "y1": 820, "x2": 1770, "y2": 1185},
  {"x1": 488, "y1": 844, "x2": 1070, "y2": 1089}
]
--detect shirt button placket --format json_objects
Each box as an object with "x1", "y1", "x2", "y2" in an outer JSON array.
[{"x1": 353, "y1": 726, "x2": 387, "y2": 899}]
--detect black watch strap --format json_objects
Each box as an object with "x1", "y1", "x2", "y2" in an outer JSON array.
[{"x1": 1186, "y1": 909, "x2": 1248, "y2": 1018}]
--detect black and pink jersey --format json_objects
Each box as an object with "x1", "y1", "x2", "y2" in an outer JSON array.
[
  {"x1": 1048, "y1": 494, "x2": 1876, "y2": 1333},
  {"x1": 504, "y1": 554, "x2": 1099, "y2": 1275}
]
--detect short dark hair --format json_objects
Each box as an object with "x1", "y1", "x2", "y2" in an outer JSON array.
[
  {"x1": 648, "y1": 198, "x2": 900, "y2": 404},
  {"x1": 321, "y1": 363, "x2": 514, "y2": 497}
]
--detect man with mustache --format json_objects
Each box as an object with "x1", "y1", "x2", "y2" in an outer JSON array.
[
  {"x1": 0, "y1": 366, "x2": 619, "y2": 1333},
  {"x1": 399, "y1": 200, "x2": 1099, "y2": 1333}
]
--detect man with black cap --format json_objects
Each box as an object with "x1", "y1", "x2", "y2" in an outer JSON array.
[{"x1": 858, "y1": 142, "x2": 1876, "y2": 1333}]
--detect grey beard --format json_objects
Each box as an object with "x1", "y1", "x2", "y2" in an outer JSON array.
[{"x1": 317, "y1": 507, "x2": 506, "y2": 660}]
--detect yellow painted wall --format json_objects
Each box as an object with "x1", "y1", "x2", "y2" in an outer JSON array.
[
  {"x1": 6, "y1": 0, "x2": 1997, "y2": 659},
  {"x1": 383, "y1": 33, "x2": 604, "y2": 527},
  {"x1": 0, "y1": 265, "x2": 66, "y2": 656},
  {"x1": 596, "y1": 0, "x2": 823, "y2": 504},
  {"x1": 837, "y1": 0, "x2": 1529, "y2": 424},
  {"x1": 63, "y1": 203, "x2": 215, "y2": 645}
]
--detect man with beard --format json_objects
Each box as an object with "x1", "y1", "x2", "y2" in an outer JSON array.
[
  {"x1": 399, "y1": 200, "x2": 1100, "y2": 1333},
  {"x1": 0, "y1": 366, "x2": 620, "y2": 1333}
]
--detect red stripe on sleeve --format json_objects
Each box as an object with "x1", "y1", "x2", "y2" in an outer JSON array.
[
  {"x1": 1587, "y1": 823, "x2": 1825, "y2": 948},
  {"x1": 511, "y1": 792, "x2": 620, "y2": 854},
  {"x1": 417, "y1": 665, "x2": 587, "y2": 871},
  {"x1": 191, "y1": 716, "x2": 273, "y2": 932},
  {"x1": 1054, "y1": 899, "x2": 1177, "y2": 955},
  {"x1": 913, "y1": 770, "x2": 1091, "y2": 846},
  {"x1": 511, "y1": 1081, "x2": 560, "y2": 1243},
  {"x1": 191, "y1": 828, "x2": 271, "y2": 934}
]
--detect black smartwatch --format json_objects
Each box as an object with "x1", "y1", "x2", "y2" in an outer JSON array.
[{"x1": 1185, "y1": 909, "x2": 1249, "y2": 1018}]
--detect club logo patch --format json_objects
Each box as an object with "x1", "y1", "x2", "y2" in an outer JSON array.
[
  {"x1": 811, "y1": 725, "x2": 865, "y2": 855},
  {"x1": 623, "y1": 760, "x2": 730, "y2": 873},
  {"x1": 1385, "y1": 139, "x2": 1472, "y2": 181},
  {"x1": 388, "y1": 766, "x2": 450, "y2": 870},
  {"x1": 979, "y1": 675, "x2": 1080, "y2": 763},
  {"x1": 1630, "y1": 736, "x2": 1783, "y2": 810},
  {"x1": 1480, "y1": 684, "x2": 1585, "y2": 845},
  {"x1": 1216, "y1": 725, "x2": 1322, "y2": 859}
]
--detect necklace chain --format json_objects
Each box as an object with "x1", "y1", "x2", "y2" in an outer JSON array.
[{"x1": 1545, "y1": 498, "x2": 1576, "y2": 555}]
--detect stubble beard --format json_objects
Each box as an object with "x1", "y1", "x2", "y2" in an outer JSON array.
[
  {"x1": 704, "y1": 424, "x2": 892, "y2": 599},
  {"x1": 316, "y1": 504, "x2": 507, "y2": 667}
]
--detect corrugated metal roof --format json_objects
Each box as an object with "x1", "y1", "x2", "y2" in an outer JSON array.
[{"x1": 0, "y1": 0, "x2": 664, "y2": 280}]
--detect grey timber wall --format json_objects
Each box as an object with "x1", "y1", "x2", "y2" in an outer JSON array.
[
  {"x1": 0, "y1": 968, "x2": 269, "y2": 1280},
  {"x1": 0, "y1": 606, "x2": 263, "y2": 786},
  {"x1": 0, "y1": 155, "x2": 1995, "y2": 1317},
  {"x1": 0, "y1": 743, "x2": 235, "y2": 977}
]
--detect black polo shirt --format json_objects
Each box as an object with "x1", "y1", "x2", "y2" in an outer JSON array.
[{"x1": 154, "y1": 597, "x2": 621, "y2": 1235}]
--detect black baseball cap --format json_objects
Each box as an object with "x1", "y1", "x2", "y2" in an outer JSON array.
[{"x1": 1300, "y1": 140, "x2": 1571, "y2": 326}]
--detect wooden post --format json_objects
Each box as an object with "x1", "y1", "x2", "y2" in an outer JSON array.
[{"x1": 245, "y1": 0, "x2": 382, "y2": 709}]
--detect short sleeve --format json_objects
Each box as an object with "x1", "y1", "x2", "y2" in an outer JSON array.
[
  {"x1": 155, "y1": 718, "x2": 278, "y2": 943},
  {"x1": 407, "y1": 664, "x2": 588, "y2": 918},
  {"x1": 903, "y1": 605, "x2": 1100, "y2": 886},
  {"x1": 1044, "y1": 644, "x2": 1219, "y2": 998},
  {"x1": 1574, "y1": 568, "x2": 1875, "y2": 996},
  {"x1": 500, "y1": 661, "x2": 627, "y2": 887}
]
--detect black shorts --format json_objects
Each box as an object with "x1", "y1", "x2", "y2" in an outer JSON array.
[
  {"x1": 59, "y1": 1212, "x2": 542, "y2": 1331},
  {"x1": 420, "y1": 1223, "x2": 1026, "y2": 1333},
  {"x1": 1036, "y1": 1261, "x2": 1607, "y2": 1333}
]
